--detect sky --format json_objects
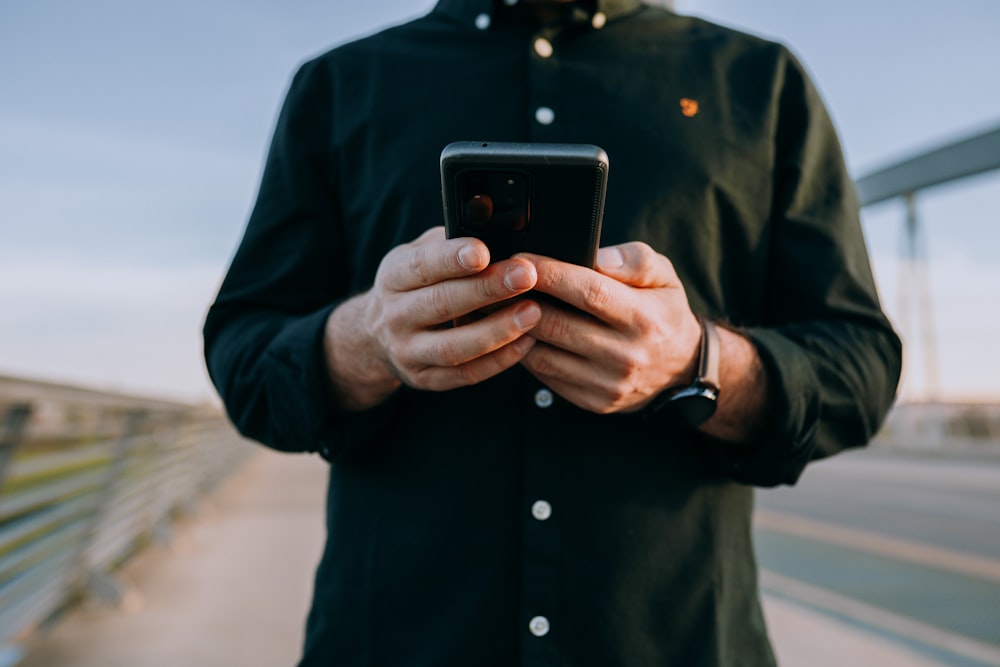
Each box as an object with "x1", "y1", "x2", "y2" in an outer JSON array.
[{"x1": 1, "y1": 0, "x2": 998, "y2": 404}]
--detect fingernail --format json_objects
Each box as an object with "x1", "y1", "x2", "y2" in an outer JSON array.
[
  {"x1": 504, "y1": 264, "x2": 535, "y2": 292},
  {"x1": 458, "y1": 244, "x2": 485, "y2": 271},
  {"x1": 513, "y1": 303, "x2": 541, "y2": 330},
  {"x1": 597, "y1": 246, "x2": 625, "y2": 270}
]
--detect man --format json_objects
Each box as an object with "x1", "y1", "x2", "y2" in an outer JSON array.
[{"x1": 204, "y1": 0, "x2": 902, "y2": 665}]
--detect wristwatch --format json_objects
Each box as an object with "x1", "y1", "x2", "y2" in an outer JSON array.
[{"x1": 643, "y1": 316, "x2": 720, "y2": 429}]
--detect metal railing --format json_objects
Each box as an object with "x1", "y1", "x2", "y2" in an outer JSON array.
[{"x1": 0, "y1": 375, "x2": 252, "y2": 665}]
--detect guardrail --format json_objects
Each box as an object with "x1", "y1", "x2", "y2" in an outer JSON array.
[
  {"x1": 0, "y1": 375, "x2": 251, "y2": 666},
  {"x1": 876, "y1": 401, "x2": 1000, "y2": 452}
]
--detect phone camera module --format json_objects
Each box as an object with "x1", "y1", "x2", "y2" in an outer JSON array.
[{"x1": 458, "y1": 170, "x2": 529, "y2": 231}]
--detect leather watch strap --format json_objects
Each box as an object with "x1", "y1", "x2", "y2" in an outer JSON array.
[
  {"x1": 698, "y1": 316, "x2": 720, "y2": 391},
  {"x1": 641, "y1": 315, "x2": 721, "y2": 428}
]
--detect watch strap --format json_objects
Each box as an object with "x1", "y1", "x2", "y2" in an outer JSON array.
[
  {"x1": 698, "y1": 316, "x2": 720, "y2": 391},
  {"x1": 641, "y1": 315, "x2": 721, "y2": 428}
]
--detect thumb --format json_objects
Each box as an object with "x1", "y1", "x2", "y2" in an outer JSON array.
[
  {"x1": 596, "y1": 242, "x2": 679, "y2": 288},
  {"x1": 596, "y1": 246, "x2": 626, "y2": 272}
]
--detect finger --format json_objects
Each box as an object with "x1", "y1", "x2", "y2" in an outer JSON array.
[
  {"x1": 404, "y1": 258, "x2": 537, "y2": 326},
  {"x1": 526, "y1": 373, "x2": 602, "y2": 413},
  {"x1": 413, "y1": 335, "x2": 538, "y2": 392},
  {"x1": 379, "y1": 230, "x2": 490, "y2": 292},
  {"x1": 528, "y1": 300, "x2": 621, "y2": 359},
  {"x1": 522, "y1": 340, "x2": 613, "y2": 392},
  {"x1": 521, "y1": 349, "x2": 623, "y2": 414},
  {"x1": 404, "y1": 300, "x2": 541, "y2": 369},
  {"x1": 412, "y1": 226, "x2": 446, "y2": 244},
  {"x1": 519, "y1": 254, "x2": 637, "y2": 328},
  {"x1": 595, "y1": 242, "x2": 681, "y2": 288}
]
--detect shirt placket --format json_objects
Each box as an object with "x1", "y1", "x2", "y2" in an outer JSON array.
[
  {"x1": 526, "y1": 24, "x2": 564, "y2": 142},
  {"x1": 520, "y1": 384, "x2": 563, "y2": 666},
  {"x1": 519, "y1": 19, "x2": 571, "y2": 665}
]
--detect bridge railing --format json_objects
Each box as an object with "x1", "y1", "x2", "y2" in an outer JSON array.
[
  {"x1": 875, "y1": 401, "x2": 1000, "y2": 452},
  {"x1": 0, "y1": 376, "x2": 251, "y2": 665}
]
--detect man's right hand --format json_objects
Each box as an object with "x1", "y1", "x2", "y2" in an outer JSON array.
[{"x1": 325, "y1": 227, "x2": 542, "y2": 411}]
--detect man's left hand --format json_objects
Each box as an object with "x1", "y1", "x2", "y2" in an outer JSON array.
[{"x1": 518, "y1": 242, "x2": 702, "y2": 414}]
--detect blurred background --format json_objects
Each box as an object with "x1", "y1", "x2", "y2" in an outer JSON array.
[{"x1": 1, "y1": 1, "x2": 998, "y2": 666}]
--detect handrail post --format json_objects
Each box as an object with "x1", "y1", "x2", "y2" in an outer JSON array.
[
  {"x1": 0, "y1": 403, "x2": 33, "y2": 501},
  {"x1": 66, "y1": 408, "x2": 147, "y2": 605}
]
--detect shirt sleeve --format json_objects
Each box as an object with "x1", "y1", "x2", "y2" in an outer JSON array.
[
  {"x1": 203, "y1": 57, "x2": 395, "y2": 458},
  {"x1": 699, "y1": 48, "x2": 902, "y2": 487}
]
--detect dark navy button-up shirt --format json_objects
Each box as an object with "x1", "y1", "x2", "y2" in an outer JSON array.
[{"x1": 204, "y1": 1, "x2": 901, "y2": 664}]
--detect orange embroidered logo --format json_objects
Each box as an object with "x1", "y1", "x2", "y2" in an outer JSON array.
[{"x1": 679, "y1": 98, "x2": 700, "y2": 118}]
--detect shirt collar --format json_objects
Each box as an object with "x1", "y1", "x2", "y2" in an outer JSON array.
[{"x1": 433, "y1": 0, "x2": 646, "y2": 26}]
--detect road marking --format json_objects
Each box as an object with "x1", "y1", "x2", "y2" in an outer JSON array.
[
  {"x1": 754, "y1": 509, "x2": 1000, "y2": 583},
  {"x1": 761, "y1": 569, "x2": 1000, "y2": 667}
]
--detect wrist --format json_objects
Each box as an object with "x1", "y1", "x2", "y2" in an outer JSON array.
[
  {"x1": 642, "y1": 316, "x2": 721, "y2": 429},
  {"x1": 325, "y1": 293, "x2": 402, "y2": 412},
  {"x1": 697, "y1": 326, "x2": 772, "y2": 444}
]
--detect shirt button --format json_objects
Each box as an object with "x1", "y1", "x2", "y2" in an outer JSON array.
[
  {"x1": 533, "y1": 37, "x2": 554, "y2": 58},
  {"x1": 532, "y1": 500, "x2": 552, "y2": 521},
  {"x1": 534, "y1": 388, "x2": 554, "y2": 408},
  {"x1": 529, "y1": 616, "x2": 550, "y2": 637},
  {"x1": 534, "y1": 106, "x2": 555, "y2": 126},
  {"x1": 474, "y1": 13, "x2": 490, "y2": 30},
  {"x1": 592, "y1": 12, "x2": 608, "y2": 29}
]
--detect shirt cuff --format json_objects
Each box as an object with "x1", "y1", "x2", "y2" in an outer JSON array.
[
  {"x1": 697, "y1": 327, "x2": 821, "y2": 487},
  {"x1": 262, "y1": 303, "x2": 401, "y2": 460}
]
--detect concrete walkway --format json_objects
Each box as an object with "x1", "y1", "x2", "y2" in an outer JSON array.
[{"x1": 19, "y1": 449, "x2": 945, "y2": 667}]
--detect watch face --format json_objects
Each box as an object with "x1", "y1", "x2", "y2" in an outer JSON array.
[
  {"x1": 673, "y1": 391, "x2": 718, "y2": 428},
  {"x1": 647, "y1": 383, "x2": 719, "y2": 429}
]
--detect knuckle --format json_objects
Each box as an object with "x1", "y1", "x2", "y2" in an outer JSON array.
[
  {"x1": 423, "y1": 285, "x2": 454, "y2": 322},
  {"x1": 632, "y1": 315, "x2": 658, "y2": 337},
  {"x1": 658, "y1": 253, "x2": 677, "y2": 276},
  {"x1": 374, "y1": 248, "x2": 401, "y2": 289},
  {"x1": 633, "y1": 241, "x2": 656, "y2": 260},
  {"x1": 538, "y1": 264, "x2": 564, "y2": 293},
  {"x1": 476, "y1": 274, "x2": 503, "y2": 302},
  {"x1": 536, "y1": 310, "x2": 567, "y2": 341},
  {"x1": 407, "y1": 247, "x2": 432, "y2": 286},
  {"x1": 577, "y1": 388, "x2": 613, "y2": 415},
  {"x1": 496, "y1": 341, "x2": 527, "y2": 366},
  {"x1": 629, "y1": 241, "x2": 674, "y2": 286},
  {"x1": 433, "y1": 338, "x2": 465, "y2": 367},
  {"x1": 410, "y1": 368, "x2": 441, "y2": 391},
  {"x1": 623, "y1": 348, "x2": 650, "y2": 375},
  {"x1": 385, "y1": 339, "x2": 412, "y2": 368},
  {"x1": 621, "y1": 360, "x2": 648, "y2": 397},
  {"x1": 593, "y1": 401, "x2": 617, "y2": 416},
  {"x1": 602, "y1": 378, "x2": 626, "y2": 403},
  {"x1": 526, "y1": 348, "x2": 559, "y2": 379},
  {"x1": 455, "y1": 361, "x2": 485, "y2": 386},
  {"x1": 597, "y1": 386, "x2": 629, "y2": 415},
  {"x1": 582, "y1": 280, "x2": 613, "y2": 311},
  {"x1": 625, "y1": 241, "x2": 654, "y2": 259}
]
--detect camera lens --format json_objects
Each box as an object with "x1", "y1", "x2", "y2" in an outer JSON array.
[
  {"x1": 457, "y1": 170, "x2": 529, "y2": 231},
  {"x1": 463, "y1": 194, "x2": 494, "y2": 227}
]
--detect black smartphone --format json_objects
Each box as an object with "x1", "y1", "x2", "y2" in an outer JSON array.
[{"x1": 440, "y1": 141, "x2": 609, "y2": 267}]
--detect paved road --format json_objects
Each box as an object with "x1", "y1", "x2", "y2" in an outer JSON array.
[{"x1": 755, "y1": 446, "x2": 1000, "y2": 667}]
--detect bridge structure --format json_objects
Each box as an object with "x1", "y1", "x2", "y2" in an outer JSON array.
[{"x1": 855, "y1": 121, "x2": 1000, "y2": 402}]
